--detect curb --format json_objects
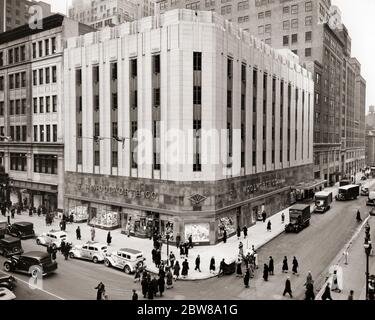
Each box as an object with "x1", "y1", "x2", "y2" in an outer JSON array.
[
  {"x1": 315, "y1": 215, "x2": 371, "y2": 299},
  {"x1": 145, "y1": 227, "x2": 287, "y2": 281}
]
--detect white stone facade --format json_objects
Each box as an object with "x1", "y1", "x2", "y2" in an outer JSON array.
[{"x1": 64, "y1": 9, "x2": 314, "y2": 183}]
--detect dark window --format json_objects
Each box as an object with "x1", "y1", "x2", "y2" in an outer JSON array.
[
  {"x1": 39, "y1": 125, "x2": 44, "y2": 141},
  {"x1": 154, "y1": 88, "x2": 160, "y2": 106},
  {"x1": 77, "y1": 151, "x2": 82, "y2": 165},
  {"x1": 52, "y1": 96, "x2": 57, "y2": 112},
  {"x1": 45, "y1": 67, "x2": 50, "y2": 84},
  {"x1": 51, "y1": 37, "x2": 56, "y2": 53},
  {"x1": 9, "y1": 74, "x2": 14, "y2": 89},
  {"x1": 16, "y1": 126, "x2": 21, "y2": 141},
  {"x1": 33, "y1": 70, "x2": 37, "y2": 85},
  {"x1": 0, "y1": 76, "x2": 3, "y2": 91},
  {"x1": 93, "y1": 65, "x2": 99, "y2": 83},
  {"x1": 21, "y1": 99, "x2": 26, "y2": 114},
  {"x1": 8, "y1": 49, "x2": 13, "y2": 64},
  {"x1": 193, "y1": 52, "x2": 202, "y2": 71},
  {"x1": 39, "y1": 97, "x2": 44, "y2": 113},
  {"x1": 241, "y1": 64, "x2": 246, "y2": 82},
  {"x1": 21, "y1": 72, "x2": 26, "y2": 87},
  {"x1": 0, "y1": 102, "x2": 3, "y2": 116},
  {"x1": 77, "y1": 123, "x2": 82, "y2": 137},
  {"x1": 53, "y1": 125, "x2": 57, "y2": 142},
  {"x1": 193, "y1": 86, "x2": 201, "y2": 105},
  {"x1": 94, "y1": 123, "x2": 100, "y2": 137},
  {"x1": 10, "y1": 153, "x2": 27, "y2": 171},
  {"x1": 52, "y1": 66, "x2": 57, "y2": 82},
  {"x1": 76, "y1": 69, "x2": 82, "y2": 85},
  {"x1": 292, "y1": 34, "x2": 298, "y2": 43},
  {"x1": 10, "y1": 100, "x2": 14, "y2": 115},
  {"x1": 39, "y1": 69, "x2": 43, "y2": 85},
  {"x1": 38, "y1": 41, "x2": 43, "y2": 57},
  {"x1": 283, "y1": 35, "x2": 289, "y2": 46},
  {"x1": 227, "y1": 90, "x2": 232, "y2": 108},
  {"x1": 305, "y1": 31, "x2": 312, "y2": 41},
  {"x1": 45, "y1": 39, "x2": 49, "y2": 56},
  {"x1": 15, "y1": 73, "x2": 20, "y2": 88},
  {"x1": 131, "y1": 59, "x2": 137, "y2": 77},
  {"x1": 46, "y1": 96, "x2": 50, "y2": 113},
  {"x1": 15, "y1": 100, "x2": 20, "y2": 115},
  {"x1": 33, "y1": 154, "x2": 57, "y2": 174},
  {"x1": 305, "y1": 48, "x2": 312, "y2": 57},
  {"x1": 153, "y1": 55, "x2": 160, "y2": 74},
  {"x1": 20, "y1": 46, "x2": 26, "y2": 61},
  {"x1": 46, "y1": 125, "x2": 51, "y2": 142},
  {"x1": 111, "y1": 62, "x2": 117, "y2": 80},
  {"x1": 34, "y1": 125, "x2": 38, "y2": 141},
  {"x1": 241, "y1": 94, "x2": 245, "y2": 110},
  {"x1": 32, "y1": 43, "x2": 36, "y2": 58},
  {"x1": 94, "y1": 151, "x2": 100, "y2": 166},
  {"x1": 112, "y1": 122, "x2": 118, "y2": 137},
  {"x1": 14, "y1": 48, "x2": 19, "y2": 63},
  {"x1": 112, "y1": 151, "x2": 118, "y2": 167},
  {"x1": 227, "y1": 59, "x2": 233, "y2": 78},
  {"x1": 112, "y1": 93, "x2": 118, "y2": 110},
  {"x1": 94, "y1": 95, "x2": 100, "y2": 111},
  {"x1": 153, "y1": 153, "x2": 160, "y2": 171},
  {"x1": 33, "y1": 98, "x2": 38, "y2": 113}
]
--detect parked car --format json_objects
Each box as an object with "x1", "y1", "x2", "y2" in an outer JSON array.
[
  {"x1": 0, "y1": 275, "x2": 17, "y2": 291},
  {"x1": 0, "y1": 287, "x2": 16, "y2": 300},
  {"x1": 36, "y1": 230, "x2": 68, "y2": 249},
  {"x1": 7, "y1": 222, "x2": 35, "y2": 239},
  {"x1": 104, "y1": 248, "x2": 145, "y2": 274},
  {"x1": 370, "y1": 207, "x2": 375, "y2": 216},
  {"x1": 3, "y1": 251, "x2": 58, "y2": 278},
  {"x1": 361, "y1": 176, "x2": 368, "y2": 181},
  {"x1": 69, "y1": 241, "x2": 108, "y2": 263},
  {"x1": 0, "y1": 236, "x2": 23, "y2": 257}
]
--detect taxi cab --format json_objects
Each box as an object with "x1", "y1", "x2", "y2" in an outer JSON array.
[
  {"x1": 36, "y1": 230, "x2": 68, "y2": 249},
  {"x1": 104, "y1": 248, "x2": 145, "y2": 274},
  {"x1": 69, "y1": 241, "x2": 108, "y2": 263}
]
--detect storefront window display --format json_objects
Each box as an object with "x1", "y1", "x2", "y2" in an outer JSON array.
[
  {"x1": 160, "y1": 220, "x2": 174, "y2": 242},
  {"x1": 184, "y1": 223, "x2": 210, "y2": 243},
  {"x1": 89, "y1": 204, "x2": 121, "y2": 229},
  {"x1": 121, "y1": 209, "x2": 158, "y2": 238},
  {"x1": 68, "y1": 200, "x2": 89, "y2": 222},
  {"x1": 217, "y1": 212, "x2": 237, "y2": 239}
]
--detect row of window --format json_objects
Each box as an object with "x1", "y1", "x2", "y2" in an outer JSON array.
[
  {"x1": 9, "y1": 125, "x2": 27, "y2": 142},
  {"x1": 32, "y1": 66, "x2": 57, "y2": 86},
  {"x1": 283, "y1": 32, "x2": 312, "y2": 44},
  {"x1": 32, "y1": 37, "x2": 57, "y2": 59},
  {"x1": 238, "y1": 15, "x2": 249, "y2": 23},
  {"x1": 283, "y1": 2, "x2": 312, "y2": 15},
  {"x1": 1, "y1": 45, "x2": 26, "y2": 66},
  {"x1": 9, "y1": 99, "x2": 27, "y2": 115},
  {"x1": 33, "y1": 124, "x2": 58, "y2": 142},
  {"x1": 9, "y1": 153, "x2": 58, "y2": 174},
  {"x1": 282, "y1": 16, "x2": 313, "y2": 30},
  {"x1": 33, "y1": 96, "x2": 58, "y2": 114},
  {"x1": 257, "y1": 10, "x2": 271, "y2": 19},
  {"x1": 7, "y1": 72, "x2": 27, "y2": 89}
]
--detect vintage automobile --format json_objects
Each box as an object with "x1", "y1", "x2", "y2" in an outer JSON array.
[
  {"x1": 69, "y1": 241, "x2": 108, "y2": 263},
  {"x1": 36, "y1": 230, "x2": 68, "y2": 249},
  {"x1": 370, "y1": 207, "x2": 375, "y2": 216},
  {"x1": 3, "y1": 251, "x2": 58, "y2": 278},
  {"x1": 0, "y1": 236, "x2": 23, "y2": 257},
  {"x1": 0, "y1": 287, "x2": 16, "y2": 300},
  {"x1": 0, "y1": 275, "x2": 17, "y2": 291},
  {"x1": 361, "y1": 176, "x2": 368, "y2": 181},
  {"x1": 7, "y1": 222, "x2": 35, "y2": 239},
  {"x1": 104, "y1": 248, "x2": 145, "y2": 274}
]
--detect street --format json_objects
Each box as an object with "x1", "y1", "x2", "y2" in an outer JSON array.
[{"x1": 1, "y1": 189, "x2": 372, "y2": 300}]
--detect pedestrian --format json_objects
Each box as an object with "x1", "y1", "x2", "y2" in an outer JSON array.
[
  {"x1": 188, "y1": 234, "x2": 193, "y2": 249},
  {"x1": 209, "y1": 257, "x2": 216, "y2": 274},
  {"x1": 166, "y1": 269, "x2": 173, "y2": 289},
  {"x1": 236, "y1": 258, "x2": 243, "y2": 277},
  {"x1": 321, "y1": 283, "x2": 333, "y2": 300},
  {"x1": 304, "y1": 271, "x2": 313, "y2": 287},
  {"x1": 195, "y1": 255, "x2": 201, "y2": 272},
  {"x1": 91, "y1": 226, "x2": 95, "y2": 241},
  {"x1": 283, "y1": 277, "x2": 293, "y2": 298},
  {"x1": 169, "y1": 251, "x2": 176, "y2": 269},
  {"x1": 155, "y1": 249, "x2": 161, "y2": 268},
  {"x1": 152, "y1": 277, "x2": 158, "y2": 297},
  {"x1": 107, "y1": 231, "x2": 112, "y2": 246},
  {"x1": 176, "y1": 233, "x2": 181, "y2": 249},
  {"x1": 184, "y1": 242, "x2": 189, "y2": 258},
  {"x1": 262, "y1": 210, "x2": 267, "y2": 223},
  {"x1": 244, "y1": 268, "x2": 250, "y2": 288},
  {"x1": 263, "y1": 263, "x2": 269, "y2": 281},
  {"x1": 134, "y1": 266, "x2": 141, "y2": 283},
  {"x1": 182, "y1": 259, "x2": 189, "y2": 279},
  {"x1": 52, "y1": 247, "x2": 57, "y2": 261},
  {"x1": 281, "y1": 212, "x2": 285, "y2": 224},
  {"x1": 282, "y1": 256, "x2": 288, "y2": 273},
  {"x1": 243, "y1": 226, "x2": 248, "y2": 238},
  {"x1": 267, "y1": 220, "x2": 271, "y2": 232},
  {"x1": 158, "y1": 276, "x2": 165, "y2": 297},
  {"x1": 141, "y1": 277, "x2": 148, "y2": 298},
  {"x1": 152, "y1": 248, "x2": 157, "y2": 264},
  {"x1": 130, "y1": 289, "x2": 138, "y2": 301},
  {"x1": 60, "y1": 239, "x2": 66, "y2": 254},
  {"x1": 29, "y1": 206, "x2": 33, "y2": 217},
  {"x1": 292, "y1": 256, "x2": 299, "y2": 275},
  {"x1": 305, "y1": 282, "x2": 315, "y2": 301},
  {"x1": 173, "y1": 261, "x2": 180, "y2": 280},
  {"x1": 237, "y1": 225, "x2": 241, "y2": 240},
  {"x1": 347, "y1": 290, "x2": 354, "y2": 300},
  {"x1": 47, "y1": 243, "x2": 53, "y2": 260},
  {"x1": 218, "y1": 258, "x2": 225, "y2": 277},
  {"x1": 239, "y1": 241, "x2": 244, "y2": 257},
  {"x1": 254, "y1": 250, "x2": 258, "y2": 269},
  {"x1": 179, "y1": 244, "x2": 185, "y2": 259},
  {"x1": 148, "y1": 280, "x2": 154, "y2": 300},
  {"x1": 223, "y1": 229, "x2": 227, "y2": 244},
  {"x1": 159, "y1": 264, "x2": 166, "y2": 279},
  {"x1": 268, "y1": 256, "x2": 274, "y2": 275},
  {"x1": 356, "y1": 210, "x2": 362, "y2": 222},
  {"x1": 95, "y1": 282, "x2": 105, "y2": 300},
  {"x1": 64, "y1": 242, "x2": 71, "y2": 260},
  {"x1": 76, "y1": 226, "x2": 81, "y2": 240},
  {"x1": 331, "y1": 270, "x2": 341, "y2": 293}
]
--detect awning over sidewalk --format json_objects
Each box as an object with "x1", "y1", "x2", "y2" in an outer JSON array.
[{"x1": 293, "y1": 180, "x2": 327, "y2": 191}]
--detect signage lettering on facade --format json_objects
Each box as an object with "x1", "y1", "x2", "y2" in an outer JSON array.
[
  {"x1": 245, "y1": 178, "x2": 286, "y2": 195},
  {"x1": 76, "y1": 183, "x2": 158, "y2": 200}
]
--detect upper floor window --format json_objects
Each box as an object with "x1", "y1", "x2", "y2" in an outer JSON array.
[
  {"x1": 305, "y1": 1, "x2": 312, "y2": 12},
  {"x1": 291, "y1": 5, "x2": 298, "y2": 14},
  {"x1": 283, "y1": 6, "x2": 289, "y2": 14}
]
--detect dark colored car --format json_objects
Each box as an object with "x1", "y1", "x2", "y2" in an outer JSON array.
[
  {"x1": 370, "y1": 208, "x2": 375, "y2": 216},
  {"x1": 0, "y1": 236, "x2": 23, "y2": 257},
  {"x1": 361, "y1": 176, "x2": 368, "y2": 181},
  {"x1": 7, "y1": 222, "x2": 35, "y2": 239},
  {"x1": 3, "y1": 251, "x2": 58, "y2": 278},
  {"x1": 0, "y1": 275, "x2": 17, "y2": 291}
]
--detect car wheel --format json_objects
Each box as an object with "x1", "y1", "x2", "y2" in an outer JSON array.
[
  {"x1": 4, "y1": 262, "x2": 12, "y2": 272},
  {"x1": 92, "y1": 256, "x2": 98, "y2": 264},
  {"x1": 30, "y1": 266, "x2": 42, "y2": 279},
  {"x1": 124, "y1": 265, "x2": 131, "y2": 274},
  {"x1": 69, "y1": 252, "x2": 75, "y2": 259},
  {"x1": 104, "y1": 259, "x2": 111, "y2": 267},
  {"x1": 36, "y1": 239, "x2": 41, "y2": 245}
]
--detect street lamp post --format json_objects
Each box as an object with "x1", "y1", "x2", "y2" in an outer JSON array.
[
  {"x1": 166, "y1": 234, "x2": 170, "y2": 267},
  {"x1": 364, "y1": 241, "x2": 371, "y2": 300}
]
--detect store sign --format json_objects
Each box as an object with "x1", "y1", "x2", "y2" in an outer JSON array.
[
  {"x1": 76, "y1": 183, "x2": 158, "y2": 200},
  {"x1": 244, "y1": 178, "x2": 286, "y2": 195}
]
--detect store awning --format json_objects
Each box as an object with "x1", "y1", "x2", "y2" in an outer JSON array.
[{"x1": 293, "y1": 180, "x2": 327, "y2": 191}]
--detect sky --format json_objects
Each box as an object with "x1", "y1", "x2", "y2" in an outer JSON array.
[{"x1": 43, "y1": 0, "x2": 374, "y2": 112}]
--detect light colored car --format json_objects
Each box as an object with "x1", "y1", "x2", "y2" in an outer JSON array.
[
  {"x1": 104, "y1": 248, "x2": 145, "y2": 274},
  {"x1": 36, "y1": 230, "x2": 68, "y2": 249},
  {"x1": 69, "y1": 241, "x2": 108, "y2": 263},
  {"x1": 0, "y1": 287, "x2": 16, "y2": 300}
]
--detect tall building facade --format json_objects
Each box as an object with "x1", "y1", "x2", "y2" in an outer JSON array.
[
  {"x1": 68, "y1": 0, "x2": 155, "y2": 29},
  {"x1": 0, "y1": 0, "x2": 52, "y2": 33},
  {"x1": 366, "y1": 131, "x2": 375, "y2": 168},
  {"x1": 155, "y1": 0, "x2": 366, "y2": 184},
  {"x1": 63, "y1": 9, "x2": 314, "y2": 244},
  {"x1": 0, "y1": 14, "x2": 93, "y2": 212}
]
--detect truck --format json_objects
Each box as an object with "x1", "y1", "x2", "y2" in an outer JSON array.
[
  {"x1": 339, "y1": 180, "x2": 351, "y2": 187},
  {"x1": 0, "y1": 219, "x2": 7, "y2": 240},
  {"x1": 314, "y1": 191, "x2": 333, "y2": 213},
  {"x1": 336, "y1": 184, "x2": 360, "y2": 201},
  {"x1": 367, "y1": 191, "x2": 375, "y2": 206},
  {"x1": 285, "y1": 204, "x2": 311, "y2": 233}
]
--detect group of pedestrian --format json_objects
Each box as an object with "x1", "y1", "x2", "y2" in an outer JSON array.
[
  {"x1": 60, "y1": 240, "x2": 72, "y2": 260},
  {"x1": 262, "y1": 256, "x2": 275, "y2": 281},
  {"x1": 236, "y1": 225, "x2": 248, "y2": 240},
  {"x1": 140, "y1": 269, "x2": 167, "y2": 299},
  {"x1": 281, "y1": 256, "x2": 299, "y2": 275}
]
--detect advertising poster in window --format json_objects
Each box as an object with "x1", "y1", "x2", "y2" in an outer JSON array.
[
  {"x1": 184, "y1": 223, "x2": 210, "y2": 243},
  {"x1": 217, "y1": 212, "x2": 237, "y2": 239}
]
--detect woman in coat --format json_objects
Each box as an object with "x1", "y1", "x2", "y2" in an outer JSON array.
[
  {"x1": 321, "y1": 283, "x2": 333, "y2": 300},
  {"x1": 243, "y1": 269, "x2": 250, "y2": 288},
  {"x1": 158, "y1": 276, "x2": 165, "y2": 297},
  {"x1": 107, "y1": 232, "x2": 112, "y2": 246},
  {"x1": 263, "y1": 264, "x2": 269, "y2": 281},
  {"x1": 173, "y1": 261, "x2": 181, "y2": 280},
  {"x1": 282, "y1": 256, "x2": 289, "y2": 273},
  {"x1": 236, "y1": 258, "x2": 243, "y2": 277},
  {"x1": 223, "y1": 229, "x2": 227, "y2": 243},
  {"x1": 179, "y1": 244, "x2": 185, "y2": 259},
  {"x1": 166, "y1": 269, "x2": 173, "y2": 289},
  {"x1": 141, "y1": 277, "x2": 148, "y2": 298},
  {"x1": 209, "y1": 257, "x2": 216, "y2": 273},
  {"x1": 237, "y1": 226, "x2": 241, "y2": 240},
  {"x1": 304, "y1": 271, "x2": 313, "y2": 287},
  {"x1": 181, "y1": 259, "x2": 189, "y2": 279},
  {"x1": 268, "y1": 256, "x2": 274, "y2": 275},
  {"x1": 292, "y1": 256, "x2": 299, "y2": 275}
]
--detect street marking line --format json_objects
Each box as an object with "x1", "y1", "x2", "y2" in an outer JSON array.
[{"x1": 0, "y1": 271, "x2": 65, "y2": 300}]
